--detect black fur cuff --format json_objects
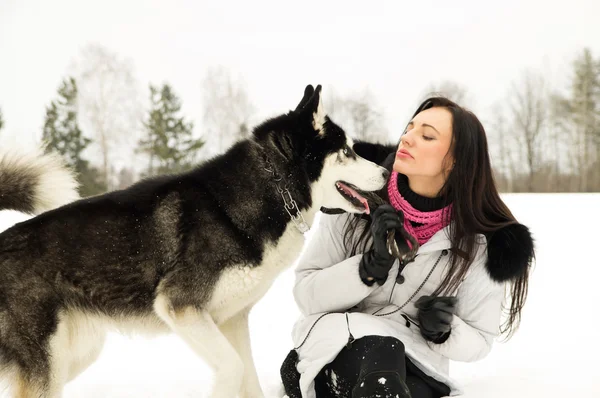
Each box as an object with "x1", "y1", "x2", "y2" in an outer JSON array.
[{"x1": 486, "y1": 223, "x2": 534, "y2": 282}]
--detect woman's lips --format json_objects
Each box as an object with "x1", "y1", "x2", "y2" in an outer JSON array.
[{"x1": 397, "y1": 149, "x2": 413, "y2": 159}]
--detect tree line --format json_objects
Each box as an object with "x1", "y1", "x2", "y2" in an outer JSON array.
[{"x1": 0, "y1": 46, "x2": 597, "y2": 196}]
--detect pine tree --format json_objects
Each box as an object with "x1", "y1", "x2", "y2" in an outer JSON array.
[
  {"x1": 42, "y1": 77, "x2": 106, "y2": 196},
  {"x1": 139, "y1": 84, "x2": 204, "y2": 176}
]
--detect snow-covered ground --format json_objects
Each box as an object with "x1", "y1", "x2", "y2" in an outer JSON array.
[{"x1": 1, "y1": 194, "x2": 599, "y2": 397}]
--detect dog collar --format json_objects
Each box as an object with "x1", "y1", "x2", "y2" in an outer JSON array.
[{"x1": 264, "y1": 157, "x2": 310, "y2": 234}]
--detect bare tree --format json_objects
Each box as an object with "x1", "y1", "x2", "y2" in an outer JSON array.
[
  {"x1": 549, "y1": 93, "x2": 574, "y2": 191},
  {"x1": 326, "y1": 87, "x2": 389, "y2": 143},
  {"x1": 550, "y1": 49, "x2": 600, "y2": 191},
  {"x1": 73, "y1": 44, "x2": 143, "y2": 190},
  {"x1": 570, "y1": 48, "x2": 600, "y2": 191},
  {"x1": 487, "y1": 104, "x2": 517, "y2": 192},
  {"x1": 507, "y1": 70, "x2": 548, "y2": 191},
  {"x1": 201, "y1": 66, "x2": 255, "y2": 155},
  {"x1": 555, "y1": 82, "x2": 591, "y2": 191}
]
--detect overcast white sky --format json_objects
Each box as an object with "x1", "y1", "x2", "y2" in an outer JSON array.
[{"x1": 0, "y1": 0, "x2": 597, "y2": 151}]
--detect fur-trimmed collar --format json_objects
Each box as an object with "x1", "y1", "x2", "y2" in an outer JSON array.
[{"x1": 352, "y1": 140, "x2": 534, "y2": 283}]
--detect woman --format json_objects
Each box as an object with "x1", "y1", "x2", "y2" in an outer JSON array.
[{"x1": 280, "y1": 97, "x2": 535, "y2": 398}]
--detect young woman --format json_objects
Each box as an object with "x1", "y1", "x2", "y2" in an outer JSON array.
[{"x1": 280, "y1": 97, "x2": 534, "y2": 398}]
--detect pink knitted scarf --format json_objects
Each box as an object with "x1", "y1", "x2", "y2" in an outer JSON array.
[{"x1": 387, "y1": 172, "x2": 452, "y2": 246}]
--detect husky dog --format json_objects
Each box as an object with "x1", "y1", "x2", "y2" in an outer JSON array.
[{"x1": 0, "y1": 85, "x2": 388, "y2": 398}]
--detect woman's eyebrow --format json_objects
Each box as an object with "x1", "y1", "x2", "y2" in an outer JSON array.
[
  {"x1": 422, "y1": 123, "x2": 440, "y2": 135},
  {"x1": 408, "y1": 121, "x2": 440, "y2": 135}
]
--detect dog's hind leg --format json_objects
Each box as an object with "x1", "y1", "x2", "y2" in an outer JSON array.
[
  {"x1": 10, "y1": 363, "x2": 60, "y2": 398},
  {"x1": 12, "y1": 371, "x2": 43, "y2": 398},
  {"x1": 1, "y1": 326, "x2": 64, "y2": 397},
  {"x1": 153, "y1": 295, "x2": 244, "y2": 398},
  {"x1": 12, "y1": 311, "x2": 105, "y2": 398},
  {"x1": 218, "y1": 307, "x2": 264, "y2": 398},
  {"x1": 5, "y1": 331, "x2": 68, "y2": 398}
]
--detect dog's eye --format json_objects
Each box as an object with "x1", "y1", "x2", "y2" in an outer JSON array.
[{"x1": 343, "y1": 147, "x2": 349, "y2": 156}]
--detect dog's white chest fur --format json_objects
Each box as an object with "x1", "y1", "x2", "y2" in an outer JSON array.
[{"x1": 206, "y1": 224, "x2": 306, "y2": 324}]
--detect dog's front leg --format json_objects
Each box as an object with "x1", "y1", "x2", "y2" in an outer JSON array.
[
  {"x1": 219, "y1": 308, "x2": 265, "y2": 398},
  {"x1": 154, "y1": 295, "x2": 244, "y2": 398}
]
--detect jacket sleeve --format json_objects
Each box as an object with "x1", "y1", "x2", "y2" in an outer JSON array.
[
  {"x1": 426, "y1": 243, "x2": 505, "y2": 362},
  {"x1": 293, "y1": 213, "x2": 378, "y2": 316}
]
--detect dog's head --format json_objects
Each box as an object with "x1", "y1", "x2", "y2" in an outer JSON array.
[{"x1": 253, "y1": 85, "x2": 388, "y2": 215}]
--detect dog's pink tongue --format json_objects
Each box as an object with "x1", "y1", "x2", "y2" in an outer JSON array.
[{"x1": 342, "y1": 183, "x2": 370, "y2": 214}]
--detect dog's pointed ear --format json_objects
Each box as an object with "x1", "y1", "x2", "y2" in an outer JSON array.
[
  {"x1": 297, "y1": 84, "x2": 326, "y2": 134},
  {"x1": 294, "y1": 85, "x2": 314, "y2": 112},
  {"x1": 312, "y1": 85, "x2": 326, "y2": 134}
]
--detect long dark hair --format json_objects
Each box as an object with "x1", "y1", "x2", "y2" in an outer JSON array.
[{"x1": 344, "y1": 97, "x2": 530, "y2": 338}]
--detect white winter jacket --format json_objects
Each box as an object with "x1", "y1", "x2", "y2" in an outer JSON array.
[{"x1": 291, "y1": 212, "x2": 505, "y2": 397}]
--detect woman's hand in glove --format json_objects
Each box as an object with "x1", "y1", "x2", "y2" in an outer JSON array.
[
  {"x1": 414, "y1": 295, "x2": 458, "y2": 344},
  {"x1": 358, "y1": 204, "x2": 404, "y2": 286}
]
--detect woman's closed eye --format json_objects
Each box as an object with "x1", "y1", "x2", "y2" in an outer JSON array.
[{"x1": 423, "y1": 135, "x2": 434, "y2": 141}]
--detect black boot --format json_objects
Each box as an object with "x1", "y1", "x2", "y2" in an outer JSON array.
[
  {"x1": 280, "y1": 349, "x2": 303, "y2": 398},
  {"x1": 352, "y1": 370, "x2": 412, "y2": 398}
]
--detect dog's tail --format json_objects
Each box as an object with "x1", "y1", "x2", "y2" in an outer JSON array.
[{"x1": 0, "y1": 147, "x2": 80, "y2": 214}]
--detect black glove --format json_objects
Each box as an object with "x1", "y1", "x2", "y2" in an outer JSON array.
[
  {"x1": 359, "y1": 204, "x2": 404, "y2": 286},
  {"x1": 414, "y1": 295, "x2": 458, "y2": 344}
]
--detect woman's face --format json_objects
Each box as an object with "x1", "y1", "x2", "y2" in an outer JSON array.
[{"x1": 393, "y1": 106, "x2": 454, "y2": 187}]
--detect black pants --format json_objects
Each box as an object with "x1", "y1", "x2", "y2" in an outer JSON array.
[{"x1": 281, "y1": 336, "x2": 451, "y2": 398}]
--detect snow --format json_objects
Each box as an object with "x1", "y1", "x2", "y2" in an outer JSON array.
[{"x1": 1, "y1": 193, "x2": 599, "y2": 397}]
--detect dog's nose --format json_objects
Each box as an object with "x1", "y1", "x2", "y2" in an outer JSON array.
[{"x1": 382, "y1": 170, "x2": 390, "y2": 180}]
